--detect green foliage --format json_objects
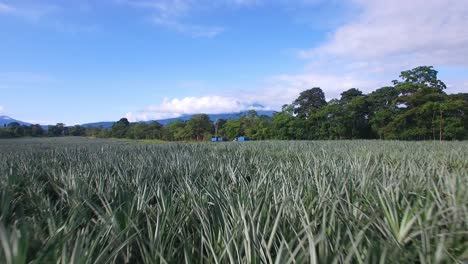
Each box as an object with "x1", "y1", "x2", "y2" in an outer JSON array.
[
  {"x1": 271, "y1": 108, "x2": 306, "y2": 140},
  {"x1": 292, "y1": 87, "x2": 327, "y2": 118},
  {"x1": 0, "y1": 138, "x2": 466, "y2": 263},
  {"x1": 48, "y1": 123, "x2": 66, "y2": 137},
  {"x1": 186, "y1": 114, "x2": 213, "y2": 141},
  {"x1": 393, "y1": 66, "x2": 447, "y2": 91},
  {"x1": 0, "y1": 123, "x2": 44, "y2": 138},
  {"x1": 69, "y1": 125, "x2": 86, "y2": 136},
  {"x1": 163, "y1": 120, "x2": 188, "y2": 141},
  {"x1": 382, "y1": 66, "x2": 464, "y2": 140},
  {"x1": 222, "y1": 118, "x2": 243, "y2": 139},
  {"x1": 111, "y1": 118, "x2": 131, "y2": 138},
  {"x1": 127, "y1": 122, "x2": 163, "y2": 140},
  {"x1": 219, "y1": 110, "x2": 273, "y2": 140},
  {"x1": 1, "y1": 66, "x2": 466, "y2": 141},
  {"x1": 340, "y1": 88, "x2": 363, "y2": 104},
  {"x1": 85, "y1": 126, "x2": 110, "y2": 138}
]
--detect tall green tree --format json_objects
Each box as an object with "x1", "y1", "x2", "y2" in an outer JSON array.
[
  {"x1": 163, "y1": 120, "x2": 188, "y2": 141},
  {"x1": 393, "y1": 66, "x2": 447, "y2": 91},
  {"x1": 186, "y1": 114, "x2": 213, "y2": 141},
  {"x1": 436, "y1": 93, "x2": 468, "y2": 140},
  {"x1": 30, "y1": 124, "x2": 44, "y2": 137},
  {"x1": 367, "y1": 87, "x2": 400, "y2": 139},
  {"x1": 236, "y1": 110, "x2": 273, "y2": 140},
  {"x1": 7, "y1": 122, "x2": 24, "y2": 137},
  {"x1": 385, "y1": 66, "x2": 447, "y2": 140},
  {"x1": 338, "y1": 88, "x2": 371, "y2": 139},
  {"x1": 111, "y1": 118, "x2": 130, "y2": 138},
  {"x1": 271, "y1": 105, "x2": 305, "y2": 140},
  {"x1": 48, "y1": 123, "x2": 65, "y2": 137},
  {"x1": 292, "y1": 87, "x2": 327, "y2": 119},
  {"x1": 340, "y1": 88, "x2": 363, "y2": 104},
  {"x1": 222, "y1": 119, "x2": 242, "y2": 140},
  {"x1": 69, "y1": 125, "x2": 86, "y2": 136},
  {"x1": 127, "y1": 122, "x2": 163, "y2": 140},
  {"x1": 312, "y1": 100, "x2": 346, "y2": 139},
  {"x1": 214, "y1": 119, "x2": 227, "y2": 137},
  {"x1": 146, "y1": 121, "x2": 164, "y2": 139}
]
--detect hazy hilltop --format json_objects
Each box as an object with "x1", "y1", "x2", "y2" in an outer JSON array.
[
  {"x1": 83, "y1": 111, "x2": 275, "y2": 128},
  {"x1": 0, "y1": 116, "x2": 32, "y2": 127},
  {"x1": 0, "y1": 111, "x2": 275, "y2": 128}
]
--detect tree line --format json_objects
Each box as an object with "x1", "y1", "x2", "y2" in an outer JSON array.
[{"x1": 1, "y1": 66, "x2": 467, "y2": 141}]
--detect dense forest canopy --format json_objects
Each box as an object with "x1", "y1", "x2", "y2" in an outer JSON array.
[{"x1": 1, "y1": 66, "x2": 467, "y2": 140}]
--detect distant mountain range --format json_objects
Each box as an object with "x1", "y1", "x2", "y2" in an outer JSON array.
[
  {"x1": 0, "y1": 115, "x2": 32, "y2": 127},
  {"x1": 0, "y1": 111, "x2": 276, "y2": 129},
  {"x1": 82, "y1": 111, "x2": 275, "y2": 128}
]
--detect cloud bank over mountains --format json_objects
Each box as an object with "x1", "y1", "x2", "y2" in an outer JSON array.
[{"x1": 125, "y1": 96, "x2": 271, "y2": 121}]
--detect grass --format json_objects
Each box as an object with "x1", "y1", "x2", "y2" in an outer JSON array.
[{"x1": 0, "y1": 137, "x2": 467, "y2": 263}]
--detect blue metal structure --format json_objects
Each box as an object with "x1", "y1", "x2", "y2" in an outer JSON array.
[
  {"x1": 211, "y1": 137, "x2": 227, "y2": 142},
  {"x1": 237, "y1": 137, "x2": 249, "y2": 142}
]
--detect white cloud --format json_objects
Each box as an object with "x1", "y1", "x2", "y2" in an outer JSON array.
[
  {"x1": 125, "y1": 95, "x2": 270, "y2": 121},
  {"x1": 118, "y1": 0, "x2": 228, "y2": 37},
  {"x1": 269, "y1": 72, "x2": 380, "y2": 100},
  {"x1": 0, "y1": 105, "x2": 4, "y2": 114},
  {"x1": 0, "y1": 1, "x2": 58, "y2": 21},
  {"x1": 119, "y1": 0, "x2": 322, "y2": 37},
  {"x1": 152, "y1": 16, "x2": 224, "y2": 37},
  {"x1": 119, "y1": 0, "x2": 468, "y2": 90},
  {"x1": 0, "y1": 2, "x2": 99, "y2": 34},
  {"x1": 301, "y1": 0, "x2": 468, "y2": 67},
  {"x1": 0, "y1": 2, "x2": 13, "y2": 13},
  {"x1": 124, "y1": 70, "x2": 381, "y2": 122},
  {"x1": 289, "y1": 0, "x2": 468, "y2": 98}
]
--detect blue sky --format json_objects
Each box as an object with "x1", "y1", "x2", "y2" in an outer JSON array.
[{"x1": 1, "y1": 0, "x2": 467, "y2": 125}]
